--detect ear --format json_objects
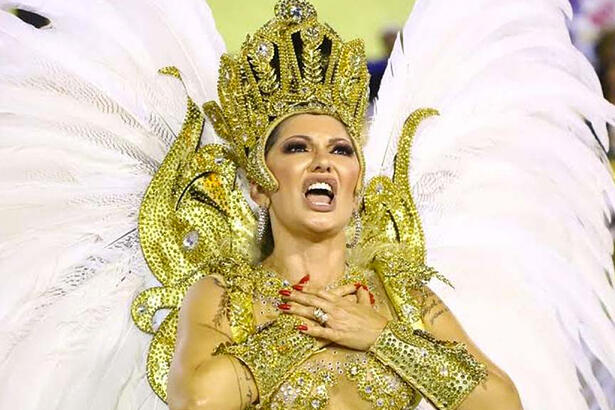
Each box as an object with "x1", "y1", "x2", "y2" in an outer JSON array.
[{"x1": 250, "y1": 182, "x2": 270, "y2": 208}]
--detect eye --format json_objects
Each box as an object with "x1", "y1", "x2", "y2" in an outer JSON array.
[
  {"x1": 331, "y1": 143, "x2": 355, "y2": 156},
  {"x1": 282, "y1": 141, "x2": 308, "y2": 153}
]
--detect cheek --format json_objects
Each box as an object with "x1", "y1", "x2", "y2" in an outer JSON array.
[{"x1": 339, "y1": 159, "x2": 360, "y2": 198}]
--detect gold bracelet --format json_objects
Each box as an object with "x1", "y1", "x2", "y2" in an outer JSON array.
[
  {"x1": 369, "y1": 320, "x2": 487, "y2": 410},
  {"x1": 215, "y1": 315, "x2": 319, "y2": 406}
]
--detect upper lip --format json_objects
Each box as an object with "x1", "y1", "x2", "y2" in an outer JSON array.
[{"x1": 302, "y1": 175, "x2": 338, "y2": 198}]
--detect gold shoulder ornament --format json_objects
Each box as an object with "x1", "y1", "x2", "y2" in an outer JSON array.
[{"x1": 132, "y1": 0, "x2": 484, "y2": 406}]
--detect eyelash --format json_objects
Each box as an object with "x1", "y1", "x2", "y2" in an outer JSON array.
[{"x1": 282, "y1": 142, "x2": 355, "y2": 156}]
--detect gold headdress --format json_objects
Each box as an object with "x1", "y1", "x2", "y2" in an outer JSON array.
[{"x1": 203, "y1": 0, "x2": 370, "y2": 192}]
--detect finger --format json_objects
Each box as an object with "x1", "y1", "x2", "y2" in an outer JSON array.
[
  {"x1": 278, "y1": 301, "x2": 322, "y2": 322},
  {"x1": 296, "y1": 323, "x2": 338, "y2": 341},
  {"x1": 356, "y1": 286, "x2": 371, "y2": 306},
  {"x1": 299, "y1": 285, "x2": 339, "y2": 302},
  {"x1": 328, "y1": 283, "x2": 360, "y2": 298},
  {"x1": 342, "y1": 294, "x2": 358, "y2": 304},
  {"x1": 283, "y1": 290, "x2": 334, "y2": 312}
]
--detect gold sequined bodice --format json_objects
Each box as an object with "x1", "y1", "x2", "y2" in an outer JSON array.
[{"x1": 250, "y1": 268, "x2": 423, "y2": 410}]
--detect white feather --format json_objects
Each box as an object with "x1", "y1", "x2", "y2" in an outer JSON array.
[
  {"x1": 0, "y1": 0, "x2": 224, "y2": 408},
  {"x1": 368, "y1": 1, "x2": 615, "y2": 409}
]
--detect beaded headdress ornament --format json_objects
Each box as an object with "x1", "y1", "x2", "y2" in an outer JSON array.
[{"x1": 203, "y1": 0, "x2": 370, "y2": 192}]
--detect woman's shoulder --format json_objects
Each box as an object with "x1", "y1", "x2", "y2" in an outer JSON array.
[{"x1": 181, "y1": 275, "x2": 228, "y2": 323}]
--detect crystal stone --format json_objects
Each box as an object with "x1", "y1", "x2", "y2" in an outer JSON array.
[
  {"x1": 214, "y1": 157, "x2": 224, "y2": 165},
  {"x1": 311, "y1": 399, "x2": 320, "y2": 409},
  {"x1": 439, "y1": 366, "x2": 449, "y2": 377},
  {"x1": 290, "y1": 5, "x2": 303, "y2": 21},
  {"x1": 136, "y1": 304, "x2": 146, "y2": 314},
  {"x1": 257, "y1": 42, "x2": 270, "y2": 57},
  {"x1": 182, "y1": 230, "x2": 199, "y2": 250},
  {"x1": 315, "y1": 385, "x2": 327, "y2": 395}
]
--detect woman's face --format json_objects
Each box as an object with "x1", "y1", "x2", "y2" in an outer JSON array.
[{"x1": 258, "y1": 113, "x2": 360, "y2": 240}]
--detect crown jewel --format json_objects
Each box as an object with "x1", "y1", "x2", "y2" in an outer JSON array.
[{"x1": 204, "y1": 0, "x2": 370, "y2": 192}]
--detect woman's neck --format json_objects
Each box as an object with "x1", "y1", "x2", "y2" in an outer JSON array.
[{"x1": 262, "y1": 228, "x2": 347, "y2": 289}]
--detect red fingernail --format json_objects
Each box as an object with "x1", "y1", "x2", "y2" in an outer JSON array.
[
  {"x1": 278, "y1": 303, "x2": 291, "y2": 310},
  {"x1": 279, "y1": 289, "x2": 292, "y2": 297},
  {"x1": 362, "y1": 284, "x2": 369, "y2": 291},
  {"x1": 354, "y1": 282, "x2": 362, "y2": 290},
  {"x1": 292, "y1": 284, "x2": 304, "y2": 291},
  {"x1": 370, "y1": 293, "x2": 375, "y2": 305},
  {"x1": 299, "y1": 274, "x2": 310, "y2": 284},
  {"x1": 296, "y1": 325, "x2": 308, "y2": 331}
]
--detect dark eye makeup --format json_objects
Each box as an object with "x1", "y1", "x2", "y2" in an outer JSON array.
[
  {"x1": 282, "y1": 140, "x2": 308, "y2": 153},
  {"x1": 281, "y1": 138, "x2": 355, "y2": 156},
  {"x1": 332, "y1": 143, "x2": 355, "y2": 156}
]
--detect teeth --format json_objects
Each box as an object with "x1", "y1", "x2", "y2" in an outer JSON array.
[{"x1": 307, "y1": 182, "x2": 333, "y2": 194}]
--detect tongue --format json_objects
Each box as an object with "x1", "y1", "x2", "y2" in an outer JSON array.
[{"x1": 306, "y1": 193, "x2": 331, "y2": 205}]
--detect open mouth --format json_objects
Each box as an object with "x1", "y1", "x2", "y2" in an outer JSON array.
[{"x1": 304, "y1": 179, "x2": 336, "y2": 206}]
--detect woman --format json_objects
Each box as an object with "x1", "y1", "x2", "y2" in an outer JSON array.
[{"x1": 166, "y1": 110, "x2": 523, "y2": 409}]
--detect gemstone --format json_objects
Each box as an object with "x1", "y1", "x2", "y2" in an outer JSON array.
[
  {"x1": 401, "y1": 303, "x2": 415, "y2": 316},
  {"x1": 349, "y1": 366, "x2": 358, "y2": 376},
  {"x1": 304, "y1": 26, "x2": 320, "y2": 40},
  {"x1": 376, "y1": 183, "x2": 384, "y2": 193},
  {"x1": 182, "y1": 230, "x2": 199, "y2": 250},
  {"x1": 376, "y1": 398, "x2": 384, "y2": 407},
  {"x1": 257, "y1": 42, "x2": 270, "y2": 57},
  {"x1": 282, "y1": 279, "x2": 290, "y2": 287},
  {"x1": 214, "y1": 157, "x2": 224, "y2": 165},
  {"x1": 419, "y1": 348, "x2": 428, "y2": 358},
  {"x1": 315, "y1": 384, "x2": 326, "y2": 395},
  {"x1": 290, "y1": 5, "x2": 303, "y2": 21},
  {"x1": 365, "y1": 385, "x2": 373, "y2": 394},
  {"x1": 440, "y1": 366, "x2": 449, "y2": 377},
  {"x1": 297, "y1": 377, "x2": 304, "y2": 386},
  {"x1": 136, "y1": 304, "x2": 146, "y2": 314}
]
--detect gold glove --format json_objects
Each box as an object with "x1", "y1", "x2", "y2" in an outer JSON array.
[{"x1": 369, "y1": 320, "x2": 487, "y2": 410}]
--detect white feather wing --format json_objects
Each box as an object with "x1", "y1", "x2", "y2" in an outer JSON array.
[
  {"x1": 0, "y1": 1, "x2": 224, "y2": 408},
  {"x1": 367, "y1": 1, "x2": 615, "y2": 409}
]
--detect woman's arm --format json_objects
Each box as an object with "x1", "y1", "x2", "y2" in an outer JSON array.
[
  {"x1": 167, "y1": 276, "x2": 258, "y2": 410},
  {"x1": 415, "y1": 287, "x2": 523, "y2": 410}
]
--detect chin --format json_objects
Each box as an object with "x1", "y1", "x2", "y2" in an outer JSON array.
[{"x1": 300, "y1": 213, "x2": 345, "y2": 237}]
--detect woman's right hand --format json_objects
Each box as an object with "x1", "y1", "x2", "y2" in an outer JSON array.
[{"x1": 278, "y1": 279, "x2": 361, "y2": 349}]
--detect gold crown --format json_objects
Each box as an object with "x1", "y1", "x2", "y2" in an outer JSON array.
[{"x1": 203, "y1": 0, "x2": 370, "y2": 192}]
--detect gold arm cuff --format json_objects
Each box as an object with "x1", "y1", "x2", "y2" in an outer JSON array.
[
  {"x1": 369, "y1": 320, "x2": 487, "y2": 410},
  {"x1": 215, "y1": 315, "x2": 319, "y2": 406}
]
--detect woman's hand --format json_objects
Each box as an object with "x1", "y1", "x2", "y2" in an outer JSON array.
[{"x1": 278, "y1": 282, "x2": 389, "y2": 351}]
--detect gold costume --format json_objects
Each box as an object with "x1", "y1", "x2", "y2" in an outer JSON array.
[{"x1": 131, "y1": 0, "x2": 487, "y2": 408}]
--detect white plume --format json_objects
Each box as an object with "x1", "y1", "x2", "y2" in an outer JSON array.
[
  {"x1": 367, "y1": 1, "x2": 615, "y2": 409},
  {"x1": 0, "y1": 0, "x2": 225, "y2": 408}
]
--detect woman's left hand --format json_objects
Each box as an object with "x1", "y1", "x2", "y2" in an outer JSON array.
[{"x1": 279, "y1": 283, "x2": 389, "y2": 351}]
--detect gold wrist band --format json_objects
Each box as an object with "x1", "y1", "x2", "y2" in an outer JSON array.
[
  {"x1": 369, "y1": 320, "x2": 487, "y2": 410},
  {"x1": 215, "y1": 315, "x2": 319, "y2": 406}
]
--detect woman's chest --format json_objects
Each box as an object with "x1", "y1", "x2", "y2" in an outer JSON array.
[{"x1": 267, "y1": 346, "x2": 421, "y2": 410}]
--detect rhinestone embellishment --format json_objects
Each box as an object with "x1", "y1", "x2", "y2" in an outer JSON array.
[
  {"x1": 290, "y1": 5, "x2": 303, "y2": 21},
  {"x1": 182, "y1": 230, "x2": 199, "y2": 250}
]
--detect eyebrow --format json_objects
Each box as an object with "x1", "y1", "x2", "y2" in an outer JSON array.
[{"x1": 284, "y1": 135, "x2": 352, "y2": 145}]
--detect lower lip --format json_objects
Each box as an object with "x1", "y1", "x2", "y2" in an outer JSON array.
[{"x1": 303, "y1": 195, "x2": 336, "y2": 212}]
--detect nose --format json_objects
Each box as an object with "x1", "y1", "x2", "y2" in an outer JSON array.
[{"x1": 309, "y1": 148, "x2": 331, "y2": 173}]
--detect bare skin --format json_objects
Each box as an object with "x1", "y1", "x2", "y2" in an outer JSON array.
[{"x1": 167, "y1": 114, "x2": 523, "y2": 409}]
